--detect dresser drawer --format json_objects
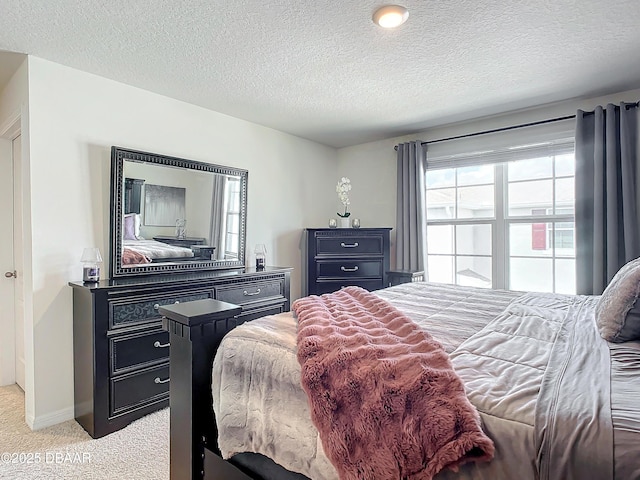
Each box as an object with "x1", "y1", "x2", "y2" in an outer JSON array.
[
  {"x1": 316, "y1": 235, "x2": 384, "y2": 256},
  {"x1": 110, "y1": 363, "x2": 169, "y2": 416},
  {"x1": 109, "y1": 289, "x2": 213, "y2": 328},
  {"x1": 110, "y1": 327, "x2": 170, "y2": 375},
  {"x1": 215, "y1": 279, "x2": 284, "y2": 306},
  {"x1": 316, "y1": 260, "x2": 383, "y2": 279},
  {"x1": 313, "y1": 280, "x2": 384, "y2": 295}
]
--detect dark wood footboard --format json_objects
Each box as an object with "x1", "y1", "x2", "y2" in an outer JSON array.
[{"x1": 160, "y1": 299, "x2": 250, "y2": 480}]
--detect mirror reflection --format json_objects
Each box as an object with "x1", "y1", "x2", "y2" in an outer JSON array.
[{"x1": 110, "y1": 147, "x2": 248, "y2": 278}]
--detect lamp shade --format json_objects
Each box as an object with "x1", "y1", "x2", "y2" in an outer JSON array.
[{"x1": 81, "y1": 247, "x2": 103, "y2": 264}]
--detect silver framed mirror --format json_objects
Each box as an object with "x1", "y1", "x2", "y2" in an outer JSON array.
[{"x1": 109, "y1": 146, "x2": 248, "y2": 278}]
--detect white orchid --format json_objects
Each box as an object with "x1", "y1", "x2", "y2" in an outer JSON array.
[{"x1": 336, "y1": 177, "x2": 352, "y2": 218}]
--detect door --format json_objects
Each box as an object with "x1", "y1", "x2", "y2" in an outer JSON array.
[{"x1": 0, "y1": 135, "x2": 17, "y2": 387}]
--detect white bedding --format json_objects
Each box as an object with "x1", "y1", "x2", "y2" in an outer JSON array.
[
  {"x1": 212, "y1": 283, "x2": 522, "y2": 479},
  {"x1": 123, "y1": 239, "x2": 194, "y2": 259},
  {"x1": 212, "y1": 282, "x2": 640, "y2": 480}
]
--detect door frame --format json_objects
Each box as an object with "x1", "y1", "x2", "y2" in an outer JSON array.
[{"x1": 12, "y1": 133, "x2": 25, "y2": 390}]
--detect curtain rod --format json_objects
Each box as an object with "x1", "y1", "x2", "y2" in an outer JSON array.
[
  {"x1": 393, "y1": 115, "x2": 576, "y2": 151},
  {"x1": 394, "y1": 101, "x2": 640, "y2": 151}
]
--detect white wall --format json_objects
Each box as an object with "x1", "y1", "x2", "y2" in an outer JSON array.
[
  {"x1": 25, "y1": 56, "x2": 337, "y2": 427},
  {"x1": 337, "y1": 87, "x2": 640, "y2": 269}
]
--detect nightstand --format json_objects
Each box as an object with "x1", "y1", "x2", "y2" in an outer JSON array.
[{"x1": 386, "y1": 269, "x2": 425, "y2": 287}]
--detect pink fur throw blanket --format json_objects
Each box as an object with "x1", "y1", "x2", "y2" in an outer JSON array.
[
  {"x1": 293, "y1": 286, "x2": 494, "y2": 480},
  {"x1": 121, "y1": 247, "x2": 151, "y2": 265}
]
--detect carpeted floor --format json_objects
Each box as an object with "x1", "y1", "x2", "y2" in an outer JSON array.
[{"x1": 0, "y1": 384, "x2": 169, "y2": 479}]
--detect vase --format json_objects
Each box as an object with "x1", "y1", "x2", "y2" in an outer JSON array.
[
  {"x1": 339, "y1": 217, "x2": 350, "y2": 228},
  {"x1": 175, "y1": 219, "x2": 186, "y2": 239}
]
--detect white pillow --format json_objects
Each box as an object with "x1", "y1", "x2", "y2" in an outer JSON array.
[
  {"x1": 595, "y1": 257, "x2": 640, "y2": 343},
  {"x1": 123, "y1": 213, "x2": 142, "y2": 240}
]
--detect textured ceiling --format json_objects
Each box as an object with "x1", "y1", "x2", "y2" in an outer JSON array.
[{"x1": 1, "y1": 1, "x2": 640, "y2": 147}]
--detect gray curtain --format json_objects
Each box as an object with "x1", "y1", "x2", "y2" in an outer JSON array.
[
  {"x1": 575, "y1": 102, "x2": 640, "y2": 294},
  {"x1": 395, "y1": 141, "x2": 428, "y2": 274}
]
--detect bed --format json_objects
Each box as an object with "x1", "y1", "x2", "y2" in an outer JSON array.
[
  {"x1": 122, "y1": 238, "x2": 194, "y2": 264},
  {"x1": 161, "y1": 262, "x2": 640, "y2": 480}
]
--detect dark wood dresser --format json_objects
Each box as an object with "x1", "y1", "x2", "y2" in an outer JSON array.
[
  {"x1": 69, "y1": 266, "x2": 291, "y2": 438},
  {"x1": 153, "y1": 235, "x2": 206, "y2": 247},
  {"x1": 304, "y1": 228, "x2": 391, "y2": 296}
]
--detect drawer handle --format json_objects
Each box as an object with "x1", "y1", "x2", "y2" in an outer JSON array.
[
  {"x1": 341, "y1": 266, "x2": 359, "y2": 272},
  {"x1": 154, "y1": 301, "x2": 179, "y2": 310},
  {"x1": 153, "y1": 341, "x2": 170, "y2": 348},
  {"x1": 340, "y1": 242, "x2": 359, "y2": 248},
  {"x1": 243, "y1": 288, "x2": 261, "y2": 296},
  {"x1": 154, "y1": 376, "x2": 170, "y2": 384}
]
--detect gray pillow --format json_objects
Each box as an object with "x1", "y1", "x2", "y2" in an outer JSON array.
[{"x1": 595, "y1": 257, "x2": 640, "y2": 343}]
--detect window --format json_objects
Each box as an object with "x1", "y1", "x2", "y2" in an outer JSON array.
[
  {"x1": 424, "y1": 122, "x2": 575, "y2": 294},
  {"x1": 426, "y1": 165, "x2": 494, "y2": 288},
  {"x1": 224, "y1": 178, "x2": 241, "y2": 258}
]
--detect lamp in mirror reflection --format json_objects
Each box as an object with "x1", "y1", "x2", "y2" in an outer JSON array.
[{"x1": 81, "y1": 247, "x2": 103, "y2": 283}]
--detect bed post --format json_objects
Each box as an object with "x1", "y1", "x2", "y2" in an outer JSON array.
[{"x1": 160, "y1": 299, "x2": 243, "y2": 480}]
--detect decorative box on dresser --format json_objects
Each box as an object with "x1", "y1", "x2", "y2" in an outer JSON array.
[
  {"x1": 69, "y1": 266, "x2": 291, "y2": 438},
  {"x1": 304, "y1": 227, "x2": 392, "y2": 296}
]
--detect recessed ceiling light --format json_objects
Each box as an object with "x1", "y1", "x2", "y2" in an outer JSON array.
[{"x1": 372, "y1": 5, "x2": 409, "y2": 29}]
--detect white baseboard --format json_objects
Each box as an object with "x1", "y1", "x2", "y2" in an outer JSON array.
[{"x1": 28, "y1": 406, "x2": 75, "y2": 430}]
